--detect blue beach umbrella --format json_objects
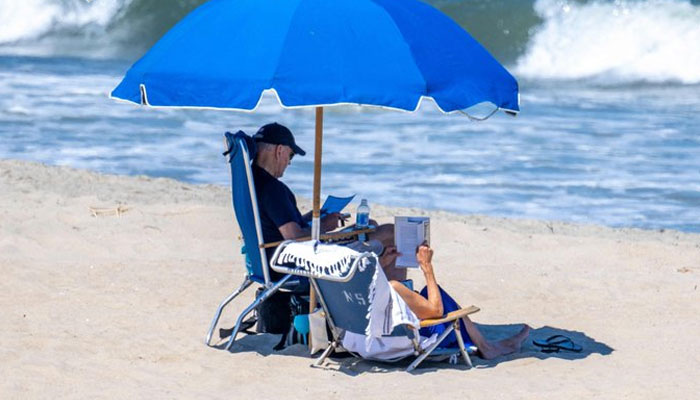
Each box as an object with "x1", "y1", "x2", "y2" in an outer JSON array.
[{"x1": 111, "y1": 0, "x2": 520, "y2": 240}]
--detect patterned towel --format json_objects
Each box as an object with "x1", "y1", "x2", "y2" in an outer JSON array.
[{"x1": 275, "y1": 240, "x2": 365, "y2": 279}]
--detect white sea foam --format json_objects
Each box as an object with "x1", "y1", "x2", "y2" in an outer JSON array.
[
  {"x1": 0, "y1": 0, "x2": 130, "y2": 57},
  {"x1": 516, "y1": 0, "x2": 700, "y2": 84},
  {"x1": 0, "y1": 0, "x2": 126, "y2": 44},
  {"x1": 2, "y1": 55, "x2": 699, "y2": 231}
]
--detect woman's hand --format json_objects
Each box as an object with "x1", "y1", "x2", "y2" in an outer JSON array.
[
  {"x1": 411, "y1": 242, "x2": 443, "y2": 318},
  {"x1": 416, "y1": 242, "x2": 434, "y2": 275}
]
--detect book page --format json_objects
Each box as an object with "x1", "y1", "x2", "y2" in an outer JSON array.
[
  {"x1": 321, "y1": 194, "x2": 355, "y2": 216},
  {"x1": 394, "y1": 216, "x2": 430, "y2": 268}
]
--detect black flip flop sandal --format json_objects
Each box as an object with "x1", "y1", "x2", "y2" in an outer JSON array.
[{"x1": 533, "y1": 335, "x2": 582, "y2": 353}]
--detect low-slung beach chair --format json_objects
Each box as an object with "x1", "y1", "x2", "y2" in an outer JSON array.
[
  {"x1": 205, "y1": 131, "x2": 306, "y2": 349},
  {"x1": 270, "y1": 240, "x2": 480, "y2": 371}
]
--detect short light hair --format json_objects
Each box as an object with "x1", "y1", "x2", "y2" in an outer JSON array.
[
  {"x1": 256, "y1": 142, "x2": 277, "y2": 153},
  {"x1": 254, "y1": 142, "x2": 278, "y2": 162}
]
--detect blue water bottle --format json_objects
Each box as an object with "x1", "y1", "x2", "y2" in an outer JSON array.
[{"x1": 356, "y1": 198, "x2": 370, "y2": 241}]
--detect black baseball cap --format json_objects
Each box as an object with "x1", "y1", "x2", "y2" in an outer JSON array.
[{"x1": 252, "y1": 122, "x2": 306, "y2": 156}]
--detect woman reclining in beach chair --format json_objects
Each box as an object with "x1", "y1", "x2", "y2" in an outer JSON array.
[
  {"x1": 272, "y1": 239, "x2": 530, "y2": 369},
  {"x1": 381, "y1": 242, "x2": 530, "y2": 360}
]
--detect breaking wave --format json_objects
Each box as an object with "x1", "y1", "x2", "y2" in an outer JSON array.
[
  {"x1": 0, "y1": 0, "x2": 207, "y2": 59},
  {"x1": 516, "y1": 0, "x2": 700, "y2": 84},
  {"x1": 1, "y1": 0, "x2": 699, "y2": 84}
]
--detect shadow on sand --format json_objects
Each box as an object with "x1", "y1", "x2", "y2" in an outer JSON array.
[
  {"x1": 215, "y1": 323, "x2": 614, "y2": 375},
  {"x1": 469, "y1": 323, "x2": 614, "y2": 369}
]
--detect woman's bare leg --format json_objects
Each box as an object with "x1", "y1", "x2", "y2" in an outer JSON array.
[{"x1": 392, "y1": 283, "x2": 531, "y2": 358}]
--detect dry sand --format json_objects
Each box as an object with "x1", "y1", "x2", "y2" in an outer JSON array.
[{"x1": 1, "y1": 159, "x2": 698, "y2": 399}]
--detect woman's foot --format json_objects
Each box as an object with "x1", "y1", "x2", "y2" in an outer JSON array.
[
  {"x1": 499, "y1": 324, "x2": 531, "y2": 351},
  {"x1": 479, "y1": 324, "x2": 531, "y2": 360}
]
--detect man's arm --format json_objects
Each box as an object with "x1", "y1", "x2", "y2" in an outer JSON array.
[
  {"x1": 278, "y1": 221, "x2": 308, "y2": 240},
  {"x1": 278, "y1": 213, "x2": 342, "y2": 240}
]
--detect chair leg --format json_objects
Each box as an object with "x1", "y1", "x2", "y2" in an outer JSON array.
[
  {"x1": 315, "y1": 341, "x2": 337, "y2": 366},
  {"x1": 453, "y1": 320, "x2": 474, "y2": 368},
  {"x1": 406, "y1": 324, "x2": 455, "y2": 372},
  {"x1": 225, "y1": 275, "x2": 293, "y2": 350},
  {"x1": 205, "y1": 277, "x2": 253, "y2": 346}
]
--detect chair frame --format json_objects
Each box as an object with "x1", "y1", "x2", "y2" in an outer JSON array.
[
  {"x1": 205, "y1": 132, "x2": 296, "y2": 350},
  {"x1": 270, "y1": 241, "x2": 480, "y2": 371}
]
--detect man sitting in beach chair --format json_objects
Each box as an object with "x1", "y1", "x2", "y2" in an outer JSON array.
[
  {"x1": 209, "y1": 126, "x2": 396, "y2": 350},
  {"x1": 206, "y1": 130, "x2": 311, "y2": 349},
  {"x1": 252, "y1": 122, "x2": 405, "y2": 281},
  {"x1": 249, "y1": 122, "x2": 342, "y2": 276}
]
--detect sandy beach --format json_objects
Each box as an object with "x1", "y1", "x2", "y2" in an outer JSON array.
[{"x1": 1, "y1": 159, "x2": 698, "y2": 399}]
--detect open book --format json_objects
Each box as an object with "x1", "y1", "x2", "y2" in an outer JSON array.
[{"x1": 394, "y1": 216, "x2": 430, "y2": 268}]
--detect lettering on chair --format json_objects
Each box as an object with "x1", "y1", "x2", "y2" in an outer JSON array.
[{"x1": 342, "y1": 290, "x2": 367, "y2": 305}]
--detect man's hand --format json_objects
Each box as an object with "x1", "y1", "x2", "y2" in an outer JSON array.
[
  {"x1": 320, "y1": 212, "x2": 342, "y2": 233},
  {"x1": 379, "y1": 245, "x2": 400, "y2": 267}
]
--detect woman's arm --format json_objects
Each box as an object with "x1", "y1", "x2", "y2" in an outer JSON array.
[{"x1": 389, "y1": 244, "x2": 443, "y2": 319}]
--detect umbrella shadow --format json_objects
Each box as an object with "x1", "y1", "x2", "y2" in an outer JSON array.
[
  {"x1": 213, "y1": 333, "x2": 438, "y2": 375},
  {"x1": 213, "y1": 323, "x2": 613, "y2": 375},
  {"x1": 467, "y1": 323, "x2": 614, "y2": 369},
  {"x1": 320, "y1": 323, "x2": 613, "y2": 375},
  {"x1": 212, "y1": 332, "x2": 315, "y2": 359},
  {"x1": 212, "y1": 332, "x2": 411, "y2": 375}
]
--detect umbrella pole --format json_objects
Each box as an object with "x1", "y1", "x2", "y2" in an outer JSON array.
[
  {"x1": 309, "y1": 106, "x2": 323, "y2": 320},
  {"x1": 311, "y1": 106, "x2": 323, "y2": 242}
]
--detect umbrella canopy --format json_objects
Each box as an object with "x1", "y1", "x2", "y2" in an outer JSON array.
[
  {"x1": 111, "y1": 0, "x2": 519, "y2": 113},
  {"x1": 111, "y1": 0, "x2": 520, "y2": 242}
]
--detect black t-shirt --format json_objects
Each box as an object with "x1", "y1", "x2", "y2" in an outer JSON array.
[{"x1": 252, "y1": 164, "x2": 307, "y2": 269}]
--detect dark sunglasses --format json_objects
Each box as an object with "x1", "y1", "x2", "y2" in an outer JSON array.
[{"x1": 279, "y1": 145, "x2": 294, "y2": 161}]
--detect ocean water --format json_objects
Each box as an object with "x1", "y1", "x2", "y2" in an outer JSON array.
[{"x1": 1, "y1": 0, "x2": 699, "y2": 232}]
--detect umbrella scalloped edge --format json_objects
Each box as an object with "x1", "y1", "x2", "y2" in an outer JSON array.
[{"x1": 109, "y1": 85, "x2": 519, "y2": 119}]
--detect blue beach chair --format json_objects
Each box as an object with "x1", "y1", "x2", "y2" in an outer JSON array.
[
  {"x1": 270, "y1": 241, "x2": 480, "y2": 371},
  {"x1": 204, "y1": 131, "x2": 306, "y2": 349}
]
